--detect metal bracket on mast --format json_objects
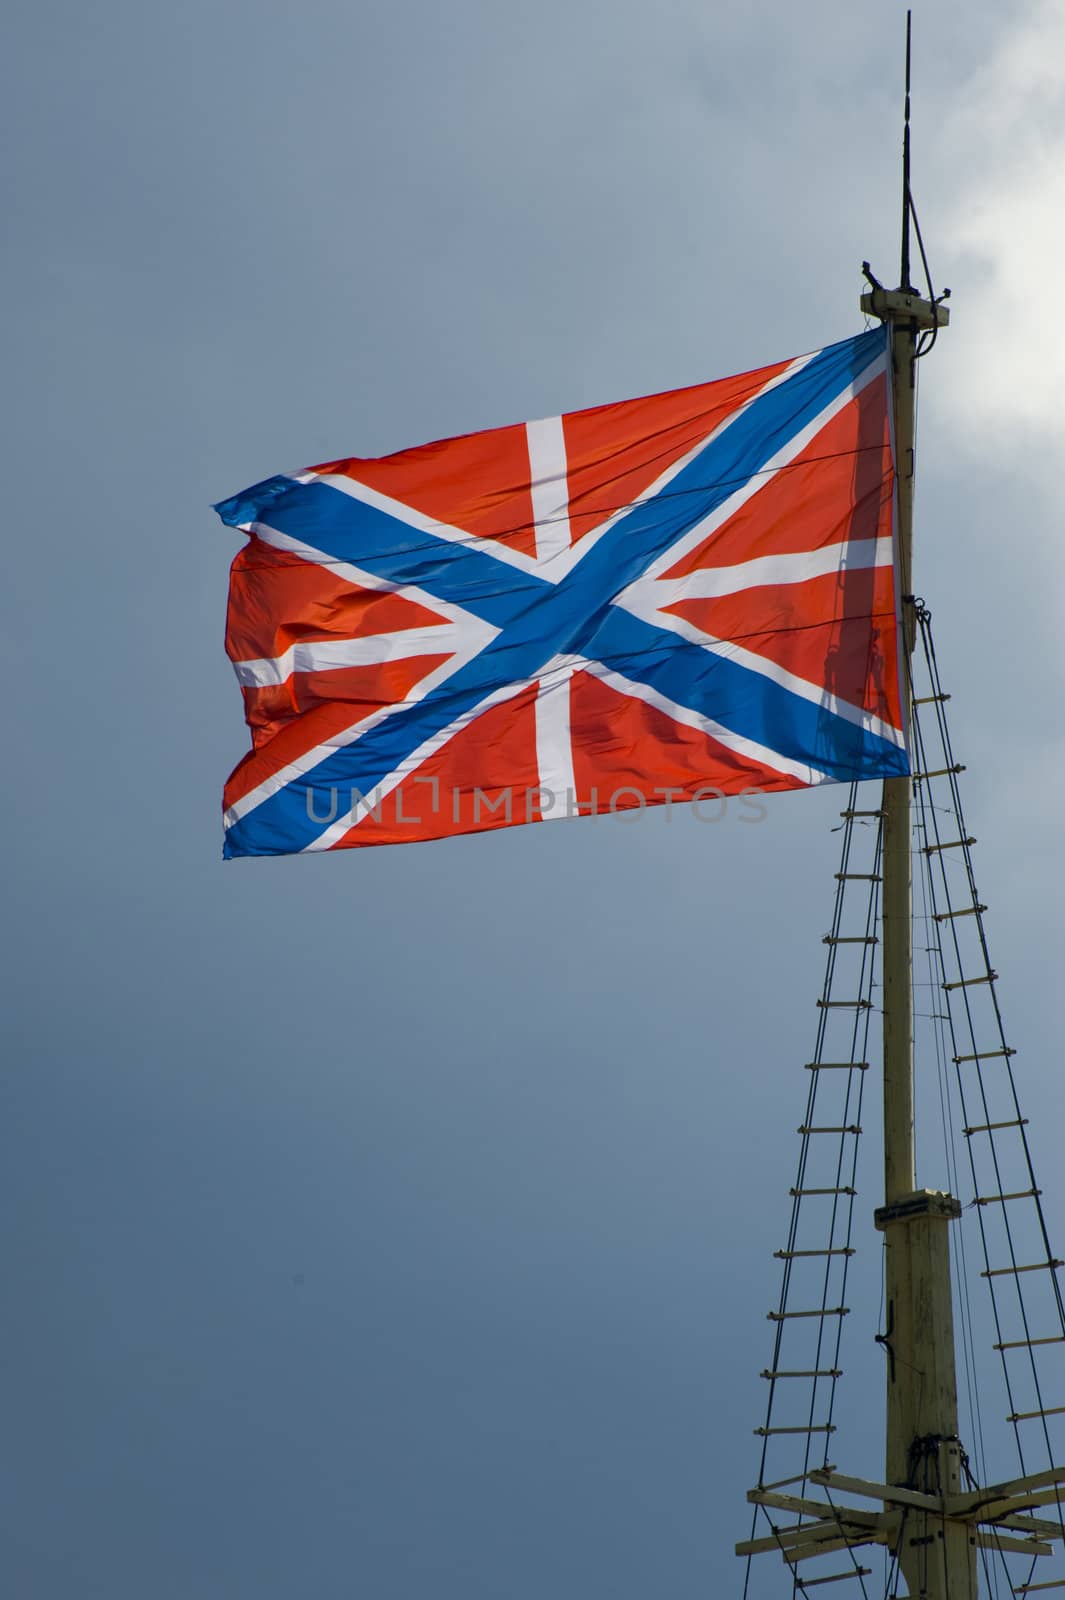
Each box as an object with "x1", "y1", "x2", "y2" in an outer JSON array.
[
  {"x1": 874, "y1": 1190, "x2": 963, "y2": 1230},
  {"x1": 861, "y1": 284, "x2": 949, "y2": 330}
]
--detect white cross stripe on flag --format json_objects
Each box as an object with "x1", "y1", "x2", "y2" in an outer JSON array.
[
  {"x1": 525, "y1": 416, "x2": 578, "y2": 810},
  {"x1": 525, "y1": 415, "x2": 572, "y2": 565},
  {"x1": 216, "y1": 325, "x2": 907, "y2": 858}
]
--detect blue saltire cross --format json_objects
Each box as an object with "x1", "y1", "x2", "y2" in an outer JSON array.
[{"x1": 217, "y1": 327, "x2": 905, "y2": 856}]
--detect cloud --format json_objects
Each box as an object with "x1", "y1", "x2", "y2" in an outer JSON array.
[{"x1": 930, "y1": 0, "x2": 1065, "y2": 447}]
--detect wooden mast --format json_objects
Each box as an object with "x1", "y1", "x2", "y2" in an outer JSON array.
[{"x1": 862, "y1": 15, "x2": 975, "y2": 1596}]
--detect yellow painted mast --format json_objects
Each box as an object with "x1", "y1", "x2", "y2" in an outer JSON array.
[{"x1": 861, "y1": 15, "x2": 975, "y2": 1594}]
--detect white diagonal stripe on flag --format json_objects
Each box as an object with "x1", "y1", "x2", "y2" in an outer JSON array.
[
  {"x1": 305, "y1": 470, "x2": 544, "y2": 575},
  {"x1": 619, "y1": 597, "x2": 906, "y2": 752},
  {"x1": 631, "y1": 347, "x2": 888, "y2": 587},
  {"x1": 547, "y1": 350, "x2": 821, "y2": 583},
  {"x1": 303, "y1": 678, "x2": 532, "y2": 852},
  {"x1": 224, "y1": 522, "x2": 496, "y2": 830},
  {"x1": 580, "y1": 659, "x2": 833, "y2": 789}
]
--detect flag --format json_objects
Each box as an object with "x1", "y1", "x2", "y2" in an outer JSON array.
[{"x1": 215, "y1": 326, "x2": 907, "y2": 858}]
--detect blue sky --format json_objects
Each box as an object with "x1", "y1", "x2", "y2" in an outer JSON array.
[{"x1": 4, "y1": 2, "x2": 1064, "y2": 1595}]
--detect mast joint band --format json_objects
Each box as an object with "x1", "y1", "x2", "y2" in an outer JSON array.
[{"x1": 874, "y1": 1189, "x2": 962, "y2": 1230}]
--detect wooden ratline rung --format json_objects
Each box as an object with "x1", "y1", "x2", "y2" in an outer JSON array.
[
  {"x1": 1014, "y1": 1580, "x2": 1065, "y2": 1593},
  {"x1": 784, "y1": 1544, "x2": 875, "y2": 1569},
  {"x1": 924, "y1": 835, "x2": 977, "y2": 855},
  {"x1": 798, "y1": 1125, "x2": 862, "y2": 1135},
  {"x1": 913, "y1": 763, "x2": 966, "y2": 780},
  {"x1": 944, "y1": 971, "x2": 998, "y2": 991},
  {"x1": 964, "y1": 1118, "x2": 1029, "y2": 1136},
  {"x1": 1008, "y1": 1405, "x2": 1065, "y2": 1423},
  {"x1": 817, "y1": 999, "x2": 872, "y2": 1010},
  {"x1": 995, "y1": 1336, "x2": 1065, "y2": 1351},
  {"x1": 760, "y1": 1368, "x2": 843, "y2": 1379},
  {"x1": 976, "y1": 1188, "x2": 1042, "y2": 1206},
  {"x1": 983, "y1": 1260, "x2": 1064, "y2": 1279},
  {"x1": 796, "y1": 1570, "x2": 872, "y2": 1587},
  {"x1": 934, "y1": 903, "x2": 987, "y2": 922},
  {"x1": 805, "y1": 1062, "x2": 869, "y2": 1072},
  {"x1": 822, "y1": 935, "x2": 879, "y2": 945},
  {"x1": 774, "y1": 1247, "x2": 855, "y2": 1260},
  {"x1": 790, "y1": 1186, "x2": 857, "y2": 1197},
  {"x1": 913, "y1": 692, "x2": 951, "y2": 705},
  {"x1": 839, "y1": 808, "x2": 885, "y2": 819},
  {"x1": 788, "y1": 1535, "x2": 890, "y2": 1568},
  {"x1": 834, "y1": 872, "x2": 881, "y2": 882},
  {"x1": 757, "y1": 1466, "x2": 837, "y2": 1492},
  {"x1": 768, "y1": 1307, "x2": 850, "y2": 1322},
  {"x1": 954, "y1": 1048, "x2": 1016, "y2": 1063},
  {"x1": 753, "y1": 1423, "x2": 837, "y2": 1436}
]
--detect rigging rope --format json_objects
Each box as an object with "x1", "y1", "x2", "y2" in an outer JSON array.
[
  {"x1": 910, "y1": 600, "x2": 1065, "y2": 1588},
  {"x1": 741, "y1": 603, "x2": 1065, "y2": 1597}
]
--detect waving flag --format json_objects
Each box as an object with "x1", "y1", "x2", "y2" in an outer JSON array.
[{"x1": 215, "y1": 326, "x2": 906, "y2": 858}]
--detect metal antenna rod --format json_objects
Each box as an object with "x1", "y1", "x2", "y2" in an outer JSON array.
[{"x1": 901, "y1": 9, "x2": 913, "y2": 291}]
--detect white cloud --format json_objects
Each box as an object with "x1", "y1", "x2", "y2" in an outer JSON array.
[{"x1": 930, "y1": 0, "x2": 1065, "y2": 446}]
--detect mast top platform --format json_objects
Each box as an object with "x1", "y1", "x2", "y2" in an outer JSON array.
[{"x1": 860, "y1": 285, "x2": 948, "y2": 330}]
